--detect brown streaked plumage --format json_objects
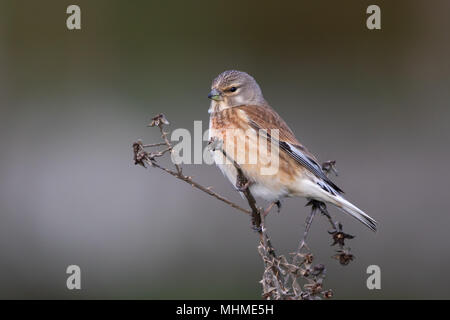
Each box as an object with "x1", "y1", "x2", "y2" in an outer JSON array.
[{"x1": 208, "y1": 70, "x2": 377, "y2": 231}]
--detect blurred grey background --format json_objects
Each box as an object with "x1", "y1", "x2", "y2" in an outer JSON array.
[{"x1": 1, "y1": 0, "x2": 449, "y2": 299}]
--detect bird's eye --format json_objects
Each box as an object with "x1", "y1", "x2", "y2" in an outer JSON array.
[{"x1": 229, "y1": 87, "x2": 237, "y2": 92}]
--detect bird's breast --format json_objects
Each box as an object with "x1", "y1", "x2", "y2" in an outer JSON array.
[{"x1": 209, "y1": 107, "x2": 303, "y2": 201}]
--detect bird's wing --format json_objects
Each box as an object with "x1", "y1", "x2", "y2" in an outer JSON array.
[{"x1": 235, "y1": 104, "x2": 343, "y2": 194}]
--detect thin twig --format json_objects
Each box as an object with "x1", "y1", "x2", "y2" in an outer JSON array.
[{"x1": 150, "y1": 161, "x2": 251, "y2": 215}]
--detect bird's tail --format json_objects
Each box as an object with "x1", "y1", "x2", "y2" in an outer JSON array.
[
  {"x1": 328, "y1": 194, "x2": 377, "y2": 232},
  {"x1": 300, "y1": 179, "x2": 377, "y2": 231}
]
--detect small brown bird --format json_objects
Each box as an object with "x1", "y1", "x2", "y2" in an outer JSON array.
[{"x1": 208, "y1": 70, "x2": 377, "y2": 231}]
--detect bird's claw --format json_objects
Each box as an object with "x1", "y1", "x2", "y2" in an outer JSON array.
[
  {"x1": 251, "y1": 225, "x2": 262, "y2": 233},
  {"x1": 236, "y1": 180, "x2": 250, "y2": 192}
]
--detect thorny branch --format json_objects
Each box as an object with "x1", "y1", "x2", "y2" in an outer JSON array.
[{"x1": 133, "y1": 113, "x2": 356, "y2": 300}]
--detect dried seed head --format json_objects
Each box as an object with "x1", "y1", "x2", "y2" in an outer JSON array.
[
  {"x1": 304, "y1": 253, "x2": 314, "y2": 264},
  {"x1": 333, "y1": 249, "x2": 354, "y2": 266},
  {"x1": 304, "y1": 281, "x2": 323, "y2": 295},
  {"x1": 300, "y1": 268, "x2": 310, "y2": 278},
  {"x1": 323, "y1": 289, "x2": 333, "y2": 299},
  {"x1": 148, "y1": 113, "x2": 170, "y2": 127},
  {"x1": 133, "y1": 142, "x2": 148, "y2": 168},
  {"x1": 329, "y1": 223, "x2": 354, "y2": 247}
]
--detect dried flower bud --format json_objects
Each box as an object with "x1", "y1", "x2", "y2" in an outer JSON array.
[
  {"x1": 322, "y1": 160, "x2": 338, "y2": 176},
  {"x1": 304, "y1": 253, "x2": 314, "y2": 264},
  {"x1": 148, "y1": 113, "x2": 170, "y2": 127},
  {"x1": 329, "y1": 223, "x2": 354, "y2": 247},
  {"x1": 323, "y1": 289, "x2": 333, "y2": 299},
  {"x1": 300, "y1": 268, "x2": 311, "y2": 277},
  {"x1": 304, "y1": 281, "x2": 323, "y2": 295},
  {"x1": 133, "y1": 142, "x2": 148, "y2": 168},
  {"x1": 333, "y1": 249, "x2": 354, "y2": 266}
]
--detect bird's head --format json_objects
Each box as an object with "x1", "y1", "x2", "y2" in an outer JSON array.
[{"x1": 208, "y1": 70, "x2": 266, "y2": 112}]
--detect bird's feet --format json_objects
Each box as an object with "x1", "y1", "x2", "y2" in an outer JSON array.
[
  {"x1": 235, "y1": 178, "x2": 250, "y2": 192},
  {"x1": 306, "y1": 199, "x2": 327, "y2": 215},
  {"x1": 251, "y1": 224, "x2": 262, "y2": 233}
]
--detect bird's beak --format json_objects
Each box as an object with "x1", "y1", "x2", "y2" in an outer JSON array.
[{"x1": 208, "y1": 88, "x2": 223, "y2": 101}]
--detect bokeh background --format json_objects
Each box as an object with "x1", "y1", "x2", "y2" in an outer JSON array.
[{"x1": 1, "y1": 0, "x2": 449, "y2": 299}]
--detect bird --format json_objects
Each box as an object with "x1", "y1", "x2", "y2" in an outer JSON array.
[{"x1": 207, "y1": 70, "x2": 377, "y2": 232}]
